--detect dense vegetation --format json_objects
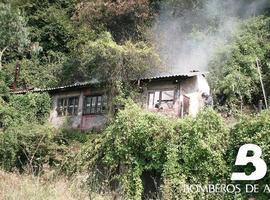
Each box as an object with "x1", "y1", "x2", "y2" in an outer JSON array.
[
  {"x1": 0, "y1": 0, "x2": 270, "y2": 199},
  {"x1": 78, "y1": 102, "x2": 229, "y2": 199},
  {"x1": 209, "y1": 16, "x2": 270, "y2": 111},
  {"x1": 2, "y1": 95, "x2": 270, "y2": 199},
  {"x1": 76, "y1": 101, "x2": 270, "y2": 199},
  {"x1": 0, "y1": 0, "x2": 269, "y2": 110}
]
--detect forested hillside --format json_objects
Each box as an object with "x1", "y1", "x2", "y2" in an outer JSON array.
[
  {"x1": 0, "y1": 0, "x2": 269, "y2": 109},
  {"x1": 1, "y1": 0, "x2": 270, "y2": 200}
]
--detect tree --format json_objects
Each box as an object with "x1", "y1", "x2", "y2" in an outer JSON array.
[
  {"x1": 62, "y1": 31, "x2": 159, "y2": 113},
  {"x1": 1, "y1": 1, "x2": 76, "y2": 88},
  {"x1": 209, "y1": 16, "x2": 270, "y2": 110},
  {"x1": 0, "y1": 3, "x2": 29, "y2": 69},
  {"x1": 4, "y1": 54, "x2": 64, "y2": 88},
  {"x1": 73, "y1": 0, "x2": 153, "y2": 42},
  {"x1": 26, "y1": 4, "x2": 75, "y2": 54}
]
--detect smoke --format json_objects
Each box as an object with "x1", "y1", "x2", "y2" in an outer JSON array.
[{"x1": 153, "y1": 0, "x2": 270, "y2": 73}]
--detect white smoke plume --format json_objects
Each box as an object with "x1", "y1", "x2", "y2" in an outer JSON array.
[{"x1": 153, "y1": 0, "x2": 270, "y2": 73}]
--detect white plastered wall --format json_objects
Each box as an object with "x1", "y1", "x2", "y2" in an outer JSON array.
[{"x1": 180, "y1": 75, "x2": 210, "y2": 117}]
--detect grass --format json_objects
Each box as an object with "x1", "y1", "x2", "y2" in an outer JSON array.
[
  {"x1": 0, "y1": 170, "x2": 119, "y2": 200},
  {"x1": 0, "y1": 170, "x2": 90, "y2": 200}
]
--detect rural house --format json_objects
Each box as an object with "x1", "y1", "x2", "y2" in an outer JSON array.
[{"x1": 13, "y1": 71, "x2": 210, "y2": 130}]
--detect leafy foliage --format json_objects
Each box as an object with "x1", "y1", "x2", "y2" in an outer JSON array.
[
  {"x1": 4, "y1": 55, "x2": 64, "y2": 88},
  {"x1": 0, "y1": 70, "x2": 9, "y2": 96},
  {"x1": 78, "y1": 101, "x2": 229, "y2": 199},
  {"x1": 209, "y1": 16, "x2": 270, "y2": 109},
  {"x1": 63, "y1": 32, "x2": 159, "y2": 113},
  {"x1": 0, "y1": 124, "x2": 58, "y2": 172},
  {"x1": 0, "y1": 123, "x2": 93, "y2": 174},
  {"x1": 74, "y1": 0, "x2": 153, "y2": 42},
  {"x1": 0, "y1": 92, "x2": 55, "y2": 172},
  {"x1": 162, "y1": 108, "x2": 229, "y2": 200},
  {"x1": 0, "y1": 1, "x2": 270, "y2": 199},
  {"x1": 63, "y1": 32, "x2": 158, "y2": 83},
  {"x1": 0, "y1": 3, "x2": 29, "y2": 69},
  {"x1": 0, "y1": 93, "x2": 51, "y2": 128},
  {"x1": 228, "y1": 110, "x2": 270, "y2": 200}
]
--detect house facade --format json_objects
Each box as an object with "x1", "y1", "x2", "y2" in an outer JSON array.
[
  {"x1": 13, "y1": 71, "x2": 210, "y2": 130},
  {"x1": 140, "y1": 72, "x2": 210, "y2": 118}
]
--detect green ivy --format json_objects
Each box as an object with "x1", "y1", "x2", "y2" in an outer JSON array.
[{"x1": 79, "y1": 101, "x2": 229, "y2": 199}]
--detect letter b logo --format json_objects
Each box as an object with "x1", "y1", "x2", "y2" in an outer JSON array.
[{"x1": 231, "y1": 144, "x2": 267, "y2": 181}]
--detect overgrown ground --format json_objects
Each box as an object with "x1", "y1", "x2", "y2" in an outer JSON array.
[
  {"x1": 0, "y1": 171, "x2": 119, "y2": 200},
  {"x1": 2, "y1": 94, "x2": 270, "y2": 199},
  {"x1": 0, "y1": 170, "x2": 89, "y2": 200}
]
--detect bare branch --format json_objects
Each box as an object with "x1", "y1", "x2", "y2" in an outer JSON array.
[{"x1": 0, "y1": 46, "x2": 8, "y2": 70}]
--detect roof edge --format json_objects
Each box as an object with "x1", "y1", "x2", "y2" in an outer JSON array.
[{"x1": 12, "y1": 71, "x2": 209, "y2": 94}]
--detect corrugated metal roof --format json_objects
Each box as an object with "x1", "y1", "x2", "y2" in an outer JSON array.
[
  {"x1": 12, "y1": 71, "x2": 208, "y2": 94},
  {"x1": 139, "y1": 71, "x2": 208, "y2": 80},
  {"x1": 12, "y1": 81, "x2": 95, "y2": 94}
]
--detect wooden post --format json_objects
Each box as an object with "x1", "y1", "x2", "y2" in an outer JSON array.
[{"x1": 256, "y1": 58, "x2": 268, "y2": 109}]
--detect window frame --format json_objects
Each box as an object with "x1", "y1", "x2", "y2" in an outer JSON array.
[
  {"x1": 147, "y1": 89, "x2": 175, "y2": 109},
  {"x1": 83, "y1": 95, "x2": 107, "y2": 115},
  {"x1": 57, "y1": 96, "x2": 79, "y2": 116}
]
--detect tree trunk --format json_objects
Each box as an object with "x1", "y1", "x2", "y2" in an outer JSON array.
[{"x1": 0, "y1": 46, "x2": 8, "y2": 70}]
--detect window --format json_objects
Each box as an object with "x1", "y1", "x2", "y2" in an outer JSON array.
[
  {"x1": 148, "y1": 92, "x2": 155, "y2": 109},
  {"x1": 57, "y1": 96, "x2": 79, "y2": 116},
  {"x1": 148, "y1": 90, "x2": 174, "y2": 109},
  {"x1": 83, "y1": 95, "x2": 107, "y2": 115},
  {"x1": 162, "y1": 90, "x2": 174, "y2": 101}
]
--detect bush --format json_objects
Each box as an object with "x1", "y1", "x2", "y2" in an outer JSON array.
[
  {"x1": 0, "y1": 124, "x2": 61, "y2": 173},
  {"x1": 228, "y1": 109, "x2": 270, "y2": 200},
  {"x1": 79, "y1": 101, "x2": 229, "y2": 199},
  {"x1": 0, "y1": 92, "x2": 94, "y2": 176},
  {"x1": 79, "y1": 101, "x2": 174, "y2": 199},
  {"x1": 162, "y1": 108, "x2": 229, "y2": 200},
  {"x1": 8, "y1": 93, "x2": 51, "y2": 124},
  {"x1": 0, "y1": 122, "x2": 92, "y2": 175},
  {"x1": 0, "y1": 93, "x2": 51, "y2": 129}
]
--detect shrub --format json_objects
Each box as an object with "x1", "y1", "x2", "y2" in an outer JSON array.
[
  {"x1": 0, "y1": 123, "x2": 91, "y2": 175},
  {"x1": 79, "y1": 100, "x2": 174, "y2": 199},
  {"x1": 162, "y1": 108, "x2": 229, "y2": 200},
  {"x1": 176, "y1": 108, "x2": 229, "y2": 182},
  {"x1": 0, "y1": 92, "x2": 51, "y2": 129},
  {"x1": 228, "y1": 109, "x2": 270, "y2": 200},
  {"x1": 79, "y1": 101, "x2": 229, "y2": 199},
  {"x1": 8, "y1": 93, "x2": 51, "y2": 124},
  {"x1": 0, "y1": 124, "x2": 61, "y2": 173}
]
